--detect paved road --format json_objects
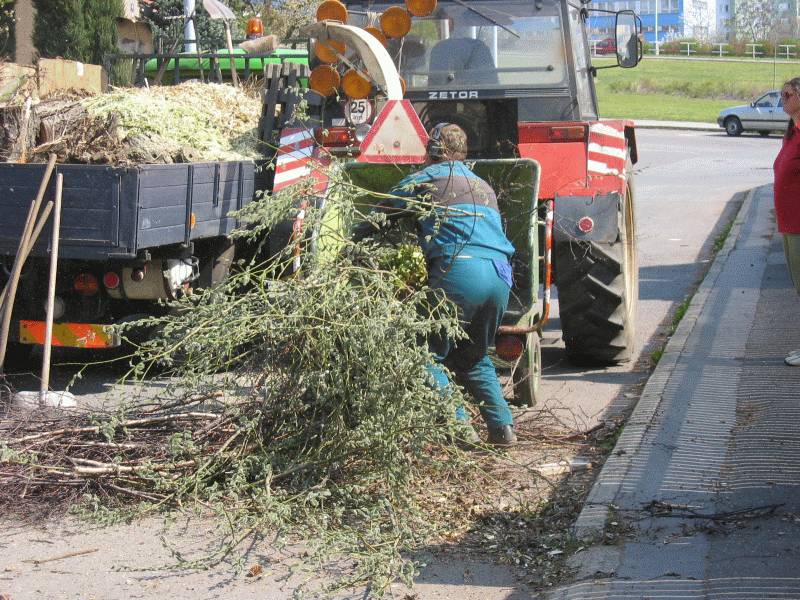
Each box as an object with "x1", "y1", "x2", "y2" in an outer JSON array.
[{"x1": 534, "y1": 128, "x2": 781, "y2": 431}]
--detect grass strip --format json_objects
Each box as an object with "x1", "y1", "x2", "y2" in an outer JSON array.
[{"x1": 594, "y1": 57, "x2": 798, "y2": 122}]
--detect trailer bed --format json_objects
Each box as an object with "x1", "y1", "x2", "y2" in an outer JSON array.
[{"x1": 0, "y1": 162, "x2": 255, "y2": 260}]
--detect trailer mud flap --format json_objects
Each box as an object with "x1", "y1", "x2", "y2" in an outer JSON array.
[
  {"x1": 16, "y1": 321, "x2": 120, "y2": 348},
  {"x1": 553, "y1": 192, "x2": 621, "y2": 244}
]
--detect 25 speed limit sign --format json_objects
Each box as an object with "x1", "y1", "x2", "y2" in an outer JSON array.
[{"x1": 345, "y1": 99, "x2": 374, "y2": 125}]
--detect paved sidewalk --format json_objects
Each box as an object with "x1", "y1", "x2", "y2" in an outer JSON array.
[
  {"x1": 634, "y1": 119, "x2": 719, "y2": 132},
  {"x1": 548, "y1": 184, "x2": 800, "y2": 598}
]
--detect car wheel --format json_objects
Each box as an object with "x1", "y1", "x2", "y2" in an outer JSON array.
[{"x1": 725, "y1": 117, "x2": 743, "y2": 137}]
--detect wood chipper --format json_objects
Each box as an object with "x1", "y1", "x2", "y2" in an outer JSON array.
[
  {"x1": 270, "y1": 21, "x2": 552, "y2": 406},
  {"x1": 274, "y1": 0, "x2": 643, "y2": 371},
  {"x1": 263, "y1": 0, "x2": 643, "y2": 402},
  {"x1": 328, "y1": 159, "x2": 552, "y2": 407}
]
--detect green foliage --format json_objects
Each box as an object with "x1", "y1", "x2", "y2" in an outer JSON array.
[
  {"x1": 118, "y1": 173, "x2": 470, "y2": 591},
  {"x1": 32, "y1": 0, "x2": 87, "y2": 62},
  {"x1": 84, "y1": 0, "x2": 123, "y2": 66},
  {"x1": 594, "y1": 56, "x2": 799, "y2": 121},
  {"x1": 0, "y1": 0, "x2": 13, "y2": 59},
  {"x1": 650, "y1": 347, "x2": 664, "y2": 366},
  {"x1": 712, "y1": 221, "x2": 734, "y2": 254},
  {"x1": 32, "y1": 0, "x2": 122, "y2": 65},
  {"x1": 378, "y1": 243, "x2": 428, "y2": 290}
]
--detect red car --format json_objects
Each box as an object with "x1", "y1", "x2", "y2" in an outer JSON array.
[{"x1": 595, "y1": 37, "x2": 616, "y2": 55}]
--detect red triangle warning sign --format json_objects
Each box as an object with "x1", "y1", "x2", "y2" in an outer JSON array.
[{"x1": 358, "y1": 100, "x2": 429, "y2": 164}]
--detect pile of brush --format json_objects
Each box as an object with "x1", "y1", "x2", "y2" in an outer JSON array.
[{"x1": 0, "y1": 82, "x2": 263, "y2": 165}]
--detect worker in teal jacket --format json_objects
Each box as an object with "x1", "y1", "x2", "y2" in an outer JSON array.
[{"x1": 355, "y1": 123, "x2": 517, "y2": 446}]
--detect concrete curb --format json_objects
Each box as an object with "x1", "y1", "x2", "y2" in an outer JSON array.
[
  {"x1": 633, "y1": 120, "x2": 719, "y2": 132},
  {"x1": 571, "y1": 185, "x2": 760, "y2": 540}
]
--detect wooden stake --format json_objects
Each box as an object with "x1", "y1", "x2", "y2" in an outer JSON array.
[
  {"x1": 40, "y1": 173, "x2": 63, "y2": 398},
  {"x1": 224, "y1": 20, "x2": 240, "y2": 87},
  {"x1": 0, "y1": 154, "x2": 57, "y2": 371}
]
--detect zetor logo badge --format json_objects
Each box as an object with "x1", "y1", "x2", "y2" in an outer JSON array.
[{"x1": 428, "y1": 90, "x2": 479, "y2": 99}]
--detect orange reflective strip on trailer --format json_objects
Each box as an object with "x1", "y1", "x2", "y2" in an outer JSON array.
[{"x1": 18, "y1": 320, "x2": 119, "y2": 348}]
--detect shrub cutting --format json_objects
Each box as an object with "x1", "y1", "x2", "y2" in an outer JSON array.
[{"x1": 0, "y1": 166, "x2": 487, "y2": 594}]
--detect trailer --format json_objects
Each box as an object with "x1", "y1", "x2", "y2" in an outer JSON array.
[{"x1": 0, "y1": 161, "x2": 254, "y2": 351}]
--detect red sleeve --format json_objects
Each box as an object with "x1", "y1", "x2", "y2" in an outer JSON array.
[{"x1": 774, "y1": 131, "x2": 800, "y2": 234}]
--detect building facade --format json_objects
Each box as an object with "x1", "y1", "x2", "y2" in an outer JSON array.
[{"x1": 588, "y1": 0, "x2": 728, "y2": 44}]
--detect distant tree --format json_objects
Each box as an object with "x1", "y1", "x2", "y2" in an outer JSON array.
[
  {"x1": 32, "y1": 0, "x2": 123, "y2": 64},
  {"x1": 143, "y1": 0, "x2": 228, "y2": 50},
  {"x1": 84, "y1": 0, "x2": 124, "y2": 64},
  {"x1": 259, "y1": 0, "x2": 317, "y2": 38},
  {"x1": 0, "y1": 0, "x2": 13, "y2": 59},
  {"x1": 733, "y1": 0, "x2": 780, "y2": 43},
  {"x1": 32, "y1": 0, "x2": 89, "y2": 62},
  {"x1": 684, "y1": 0, "x2": 712, "y2": 41}
]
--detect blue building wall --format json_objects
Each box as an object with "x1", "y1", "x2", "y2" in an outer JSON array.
[{"x1": 588, "y1": 0, "x2": 686, "y2": 44}]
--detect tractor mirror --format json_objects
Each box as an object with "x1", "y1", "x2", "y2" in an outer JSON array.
[{"x1": 615, "y1": 11, "x2": 641, "y2": 69}]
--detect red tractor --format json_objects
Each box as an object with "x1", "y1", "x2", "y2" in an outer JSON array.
[
  {"x1": 290, "y1": 0, "x2": 642, "y2": 364},
  {"x1": 270, "y1": 0, "x2": 642, "y2": 369}
]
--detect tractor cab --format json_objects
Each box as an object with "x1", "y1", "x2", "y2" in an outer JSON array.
[{"x1": 312, "y1": 0, "x2": 640, "y2": 159}]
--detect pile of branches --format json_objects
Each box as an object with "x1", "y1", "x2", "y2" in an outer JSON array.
[
  {"x1": 0, "y1": 82, "x2": 263, "y2": 164},
  {"x1": 0, "y1": 401, "x2": 227, "y2": 504},
  {"x1": 0, "y1": 171, "x2": 477, "y2": 593}
]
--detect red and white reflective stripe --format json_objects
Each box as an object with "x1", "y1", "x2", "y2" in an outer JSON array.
[
  {"x1": 587, "y1": 121, "x2": 627, "y2": 178},
  {"x1": 273, "y1": 127, "x2": 332, "y2": 194},
  {"x1": 273, "y1": 128, "x2": 315, "y2": 191},
  {"x1": 309, "y1": 150, "x2": 331, "y2": 194}
]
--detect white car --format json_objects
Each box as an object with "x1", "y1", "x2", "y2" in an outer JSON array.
[{"x1": 717, "y1": 90, "x2": 790, "y2": 137}]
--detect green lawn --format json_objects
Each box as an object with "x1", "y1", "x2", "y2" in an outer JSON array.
[{"x1": 593, "y1": 57, "x2": 800, "y2": 122}]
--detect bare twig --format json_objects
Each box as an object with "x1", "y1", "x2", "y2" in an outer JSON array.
[{"x1": 23, "y1": 548, "x2": 98, "y2": 565}]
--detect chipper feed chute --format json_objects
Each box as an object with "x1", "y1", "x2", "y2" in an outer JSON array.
[{"x1": 317, "y1": 159, "x2": 546, "y2": 406}]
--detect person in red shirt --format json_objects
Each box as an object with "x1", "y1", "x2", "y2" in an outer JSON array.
[{"x1": 774, "y1": 77, "x2": 800, "y2": 365}]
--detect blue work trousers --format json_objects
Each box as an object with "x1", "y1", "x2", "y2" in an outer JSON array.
[{"x1": 426, "y1": 257, "x2": 514, "y2": 428}]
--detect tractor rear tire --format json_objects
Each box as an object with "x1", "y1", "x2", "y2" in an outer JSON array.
[{"x1": 555, "y1": 168, "x2": 637, "y2": 366}]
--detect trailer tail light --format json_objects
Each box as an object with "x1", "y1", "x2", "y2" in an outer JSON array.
[
  {"x1": 518, "y1": 123, "x2": 588, "y2": 144},
  {"x1": 578, "y1": 217, "x2": 594, "y2": 233},
  {"x1": 495, "y1": 334, "x2": 525, "y2": 361},
  {"x1": 314, "y1": 126, "x2": 353, "y2": 147},
  {"x1": 103, "y1": 271, "x2": 121, "y2": 290},
  {"x1": 548, "y1": 125, "x2": 587, "y2": 142},
  {"x1": 74, "y1": 273, "x2": 99, "y2": 296}
]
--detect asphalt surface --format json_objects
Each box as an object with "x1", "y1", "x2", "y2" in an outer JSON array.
[{"x1": 548, "y1": 184, "x2": 800, "y2": 598}]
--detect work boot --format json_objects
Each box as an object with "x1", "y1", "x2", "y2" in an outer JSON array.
[{"x1": 487, "y1": 424, "x2": 517, "y2": 447}]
